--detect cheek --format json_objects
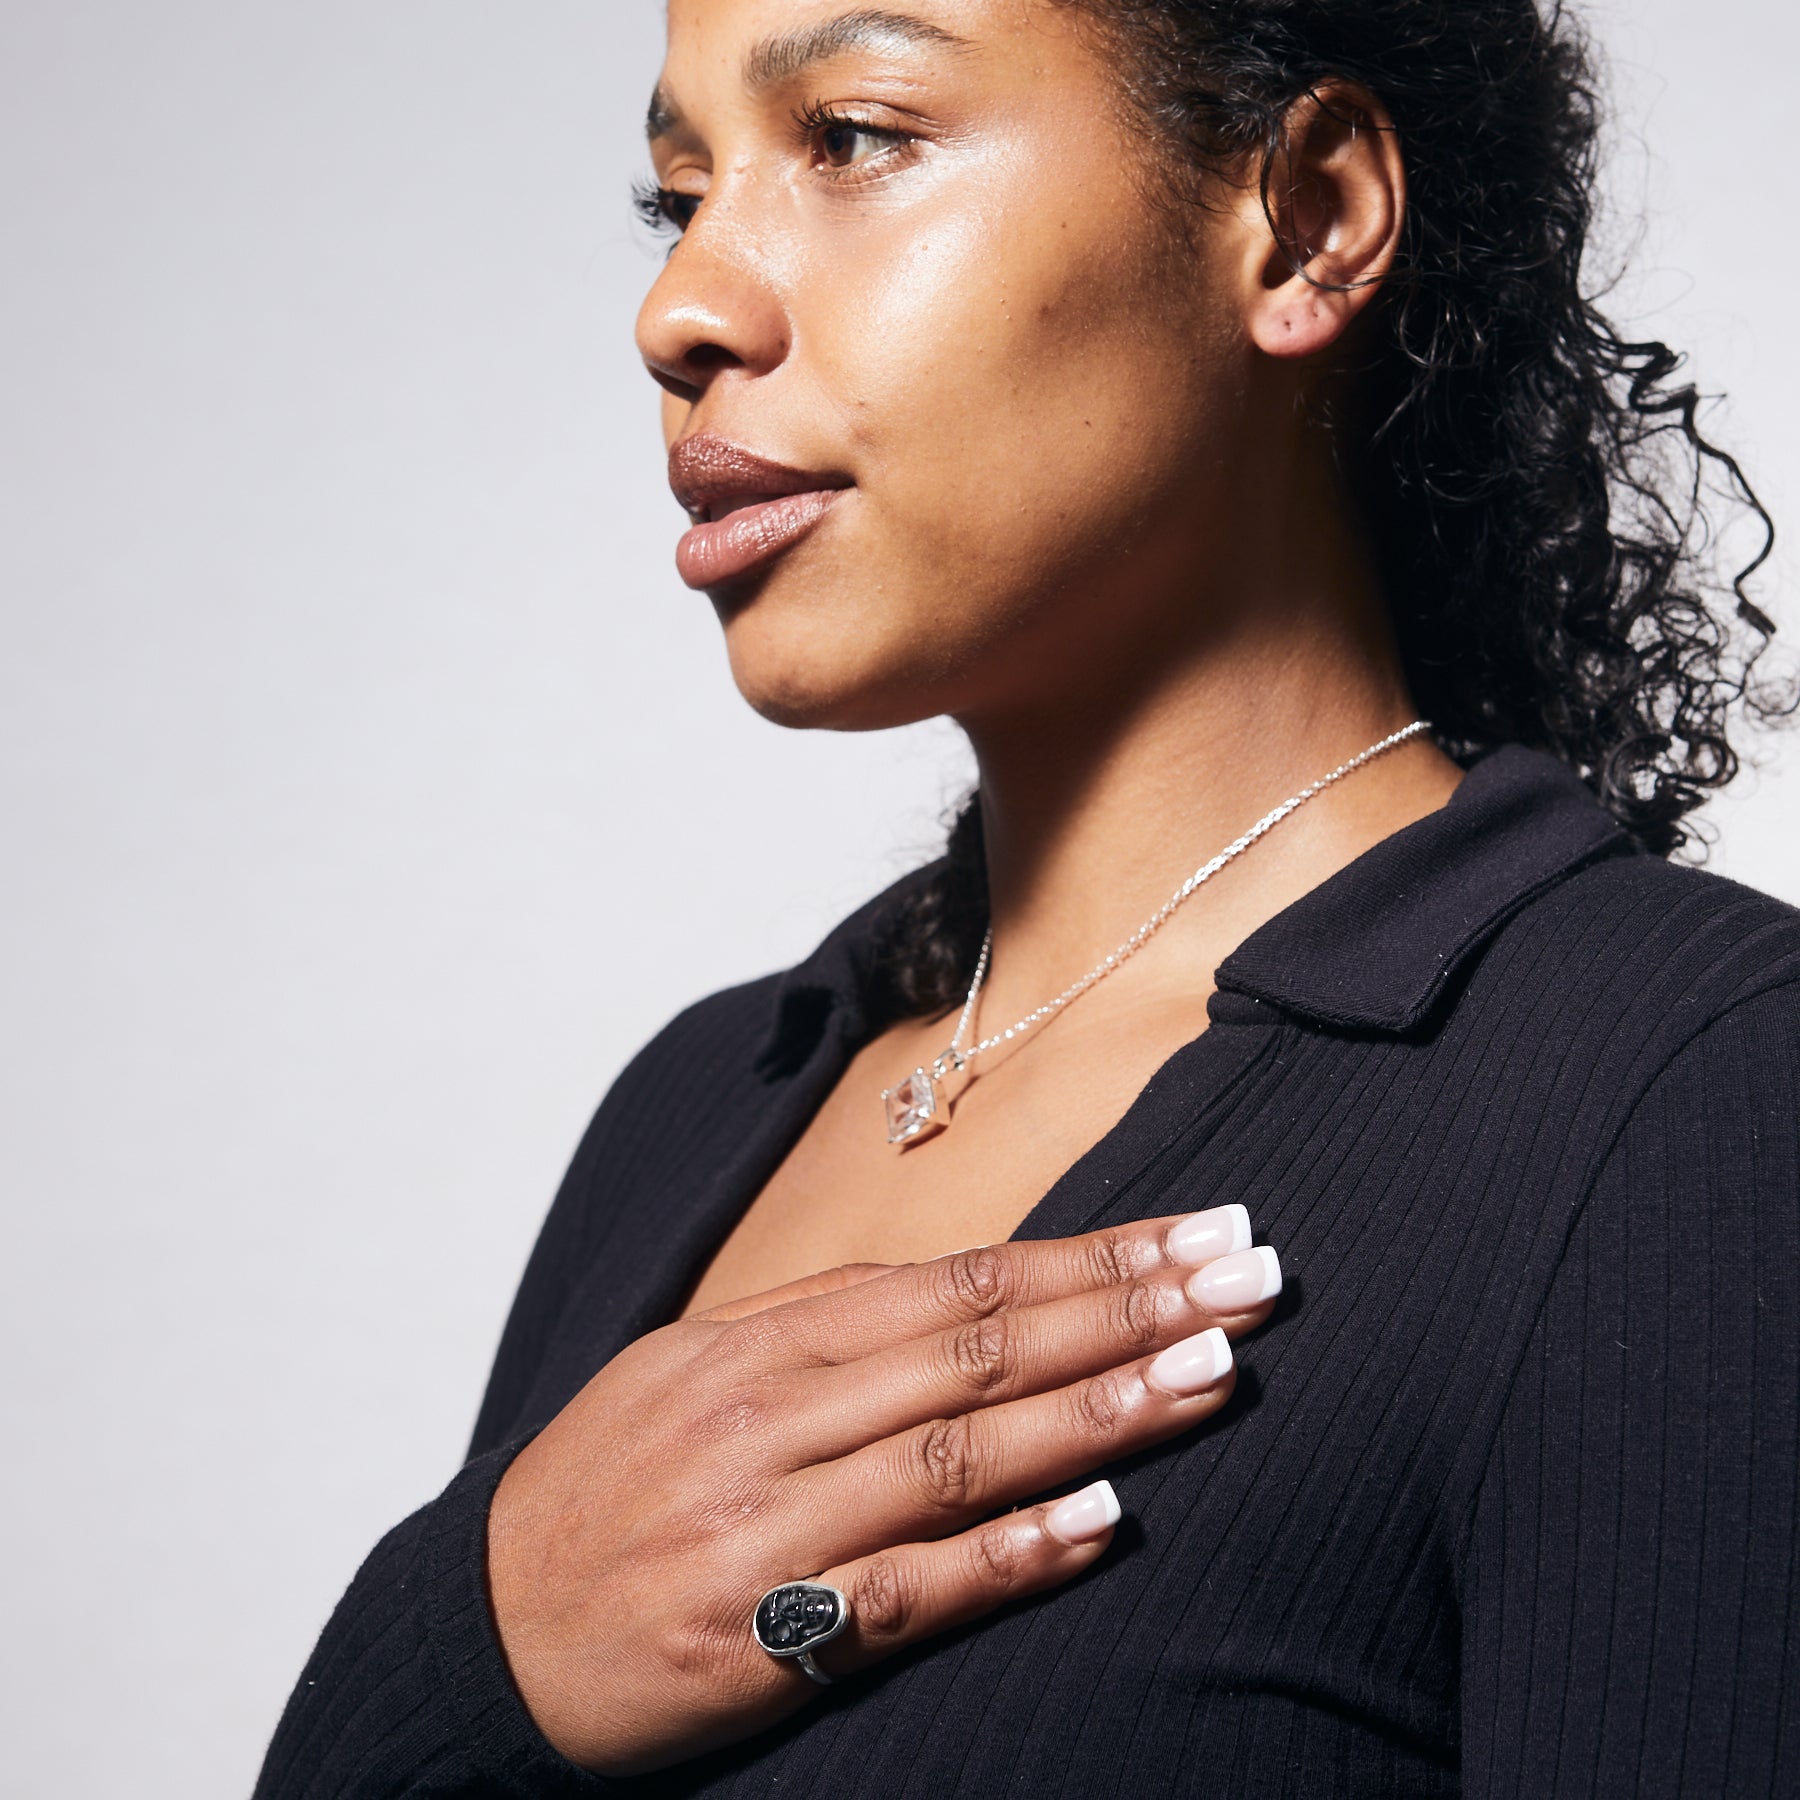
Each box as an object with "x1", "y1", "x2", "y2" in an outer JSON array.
[{"x1": 802, "y1": 177, "x2": 1230, "y2": 608}]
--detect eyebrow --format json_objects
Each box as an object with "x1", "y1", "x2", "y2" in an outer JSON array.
[
  {"x1": 745, "y1": 8, "x2": 969, "y2": 90},
  {"x1": 647, "y1": 9, "x2": 970, "y2": 141},
  {"x1": 646, "y1": 87, "x2": 682, "y2": 140}
]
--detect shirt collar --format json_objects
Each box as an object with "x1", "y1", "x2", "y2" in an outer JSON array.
[
  {"x1": 1213, "y1": 743, "x2": 1632, "y2": 1031},
  {"x1": 756, "y1": 744, "x2": 1633, "y2": 1070}
]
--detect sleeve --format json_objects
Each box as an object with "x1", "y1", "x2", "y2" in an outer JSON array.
[
  {"x1": 1459, "y1": 982, "x2": 1800, "y2": 1797},
  {"x1": 251, "y1": 1442, "x2": 621, "y2": 1799},
  {"x1": 250, "y1": 1117, "x2": 627, "y2": 1797},
  {"x1": 254, "y1": 975, "x2": 790, "y2": 1796}
]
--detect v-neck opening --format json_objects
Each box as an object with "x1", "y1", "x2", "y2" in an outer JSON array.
[
  {"x1": 1004, "y1": 1012, "x2": 1283, "y2": 1243},
  {"x1": 641, "y1": 1003, "x2": 1282, "y2": 1339}
]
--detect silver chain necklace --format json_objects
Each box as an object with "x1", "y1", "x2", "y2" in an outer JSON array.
[{"x1": 881, "y1": 720, "x2": 1432, "y2": 1146}]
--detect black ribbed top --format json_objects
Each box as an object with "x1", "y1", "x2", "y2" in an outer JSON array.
[{"x1": 256, "y1": 746, "x2": 1800, "y2": 1798}]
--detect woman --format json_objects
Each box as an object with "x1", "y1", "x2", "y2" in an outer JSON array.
[{"x1": 258, "y1": 0, "x2": 1798, "y2": 1793}]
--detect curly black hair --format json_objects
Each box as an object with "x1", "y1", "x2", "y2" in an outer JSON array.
[{"x1": 873, "y1": 0, "x2": 1786, "y2": 1021}]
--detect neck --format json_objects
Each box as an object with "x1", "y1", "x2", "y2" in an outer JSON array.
[{"x1": 956, "y1": 533, "x2": 1462, "y2": 1026}]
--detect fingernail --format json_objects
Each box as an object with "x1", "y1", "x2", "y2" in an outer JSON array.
[
  {"x1": 1168, "y1": 1204, "x2": 1252, "y2": 1266},
  {"x1": 1147, "y1": 1326, "x2": 1234, "y2": 1396},
  {"x1": 1044, "y1": 1479, "x2": 1123, "y2": 1546},
  {"x1": 1188, "y1": 1244, "x2": 1282, "y2": 1311}
]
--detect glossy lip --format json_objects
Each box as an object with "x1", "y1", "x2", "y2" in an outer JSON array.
[{"x1": 668, "y1": 433, "x2": 852, "y2": 589}]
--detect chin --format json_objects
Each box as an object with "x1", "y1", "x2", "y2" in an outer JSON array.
[
  {"x1": 720, "y1": 606, "x2": 957, "y2": 735},
  {"x1": 724, "y1": 647, "x2": 946, "y2": 735}
]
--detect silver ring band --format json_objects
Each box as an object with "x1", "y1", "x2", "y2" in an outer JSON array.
[{"x1": 751, "y1": 1579, "x2": 850, "y2": 1684}]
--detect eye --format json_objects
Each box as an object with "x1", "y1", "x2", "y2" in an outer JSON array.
[
  {"x1": 815, "y1": 120, "x2": 902, "y2": 169},
  {"x1": 633, "y1": 179, "x2": 701, "y2": 236},
  {"x1": 796, "y1": 104, "x2": 913, "y2": 175}
]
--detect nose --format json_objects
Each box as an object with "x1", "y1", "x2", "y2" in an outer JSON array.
[{"x1": 635, "y1": 208, "x2": 792, "y2": 403}]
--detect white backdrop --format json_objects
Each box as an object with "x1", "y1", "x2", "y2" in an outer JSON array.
[{"x1": 1, "y1": 4, "x2": 1794, "y2": 1795}]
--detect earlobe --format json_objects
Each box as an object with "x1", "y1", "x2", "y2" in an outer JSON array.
[{"x1": 1249, "y1": 283, "x2": 1356, "y2": 360}]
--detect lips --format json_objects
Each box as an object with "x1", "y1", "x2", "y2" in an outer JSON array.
[{"x1": 668, "y1": 434, "x2": 851, "y2": 589}]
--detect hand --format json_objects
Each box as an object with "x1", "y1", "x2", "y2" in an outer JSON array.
[{"x1": 486, "y1": 1209, "x2": 1282, "y2": 1774}]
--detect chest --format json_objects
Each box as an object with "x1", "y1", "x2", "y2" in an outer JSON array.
[{"x1": 682, "y1": 985, "x2": 1218, "y2": 1314}]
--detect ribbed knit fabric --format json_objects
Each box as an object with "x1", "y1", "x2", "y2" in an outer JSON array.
[{"x1": 256, "y1": 747, "x2": 1800, "y2": 1798}]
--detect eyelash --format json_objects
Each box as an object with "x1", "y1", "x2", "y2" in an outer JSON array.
[
  {"x1": 632, "y1": 179, "x2": 697, "y2": 237},
  {"x1": 634, "y1": 103, "x2": 918, "y2": 238}
]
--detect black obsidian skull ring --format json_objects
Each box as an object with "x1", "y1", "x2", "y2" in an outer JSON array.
[{"x1": 751, "y1": 1580, "x2": 850, "y2": 1686}]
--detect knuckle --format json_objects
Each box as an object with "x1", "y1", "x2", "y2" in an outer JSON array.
[
  {"x1": 1084, "y1": 1229, "x2": 1139, "y2": 1293},
  {"x1": 727, "y1": 1307, "x2": 833, "y2": 1371},
  {"x1": 969, "y1": 1521, "x2": 1024, "y2": 1590},
  {"x1": 909, "y1": 1413, "x2": 979, "y2": 1509},
  {"x1": 663, "y1": 1604, "x2": 746, "y2": 1681},
  {"x1": 851, "y1": 1554, "x2": 916, "y2": 1640},
  {"x1": 679, "y1": 1467, "x2": 773, "y2": 1543},
  {"x1": 692, "y1": 1378, "x2": 775, "y2": 1443},
  {"x1": 1110, "y1": 1279, "x2": 1166, "y2": 1354},
  {"x1": 1068, "y1": 1370, "x2": 1131, "y2": 1442},
  {"x1": 943, "y1": 1246, "x2": 1012, "y2": 1316},
  {"x1": 947, "y1": 1315, "x2": 1014, "y2": 1396}
]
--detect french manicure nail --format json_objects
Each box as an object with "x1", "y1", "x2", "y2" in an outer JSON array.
[
  {"x1": 1168, "y1": 1204, "x2": 1252, "y2": 1266},
  {"x1": 1147, "y1": 1326, "x2": 1234, "y2": 1396},
  {"x1": 1045, "y1": 1479, "x2": 1123, "y2": 1546},
  {"x1": 1188, "y1": 1244, "x2": 1282, "y2": 1311}
]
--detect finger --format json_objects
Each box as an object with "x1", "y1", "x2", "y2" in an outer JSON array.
[
  {"x1": 802, "y1": 1325, "x2": 1241, "y2": 1557},
  {"x1": 787, "y1": 1246, "x2": 1279, "y2": 1456},
  {"x1": 794, "y1": 1480, "x2": 1124, "y2": 1684},
  {"x1": 693, "y1": 1262, "x2": 897, "y2": 1325},
  {"x1": 739, "y1": 1204, "x2": 1254, "y2": 1367}
]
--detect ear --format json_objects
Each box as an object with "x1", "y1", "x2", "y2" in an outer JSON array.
[{"x1": 1238, "y1": 83, "x2": 1406, "y2": 361}]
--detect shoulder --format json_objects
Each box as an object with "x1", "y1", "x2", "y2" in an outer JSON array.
[
  {"x1": 1465, "y1": 854, "x2": 1800, "y2": 1174},
  {"x1": 565, "y1": 867, "x2": 926, "y2": 1196},
  {"x1": 603, "y1": 861, "x2": 929, "y2": 1109},
  {"x1": 602, "y1": 969, "x2": 789, "y2": 1118},
  {"x1": 1556, "y1": 846, "x2": 1800, "y2": 947},
  {"x1": 1508, "y1": 851, "x2": 1800, "y2": 1029},
  {"x1": 549, "y1": 971, "x2": 790, "y2": 1217}
]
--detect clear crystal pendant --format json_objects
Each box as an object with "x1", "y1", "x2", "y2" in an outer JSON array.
[{"x1": 882, "y1": 1066, "x2": 945, "y2": 1146}]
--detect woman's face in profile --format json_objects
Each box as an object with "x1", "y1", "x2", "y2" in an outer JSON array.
[{"x1": 638, "y1": 1, "x2": 1262, "y2": 733}]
